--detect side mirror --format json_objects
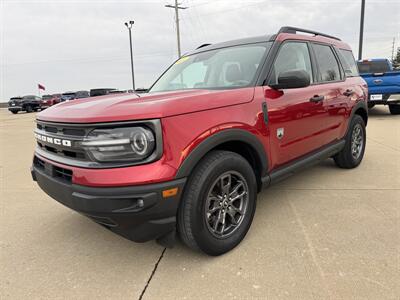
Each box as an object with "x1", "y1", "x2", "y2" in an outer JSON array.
[{"x1": 272, "y1": 70, "x2": 310, "y2": 89}]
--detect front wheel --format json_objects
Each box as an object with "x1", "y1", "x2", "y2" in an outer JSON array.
[
  {"x1": 178, "y1": 150, "x2": 257, "y2": 256},
  {"x1": 389, "y1": 104, "x2": 400, "y2": 115},
  {"x1": 334, "y1": 115, "x2": 366, "y2": 169}
]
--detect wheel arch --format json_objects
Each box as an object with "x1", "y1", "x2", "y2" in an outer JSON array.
[
  {"x1": 352, "y1": 101, "x2": 368, "y2": 126},
  {"x1": 175, "y1": 129, "x2": 268, "y2": 192}
]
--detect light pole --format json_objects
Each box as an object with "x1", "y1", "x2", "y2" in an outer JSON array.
[
  {"x1": 124, "y1": 20, "x2": 135, "y2": 91},
  {"x1": 358, "y1": 0, "x2": 366, "y2": 60}
]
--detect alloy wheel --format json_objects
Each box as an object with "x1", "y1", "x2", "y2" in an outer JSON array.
[
  {"x1": 351, "y1": 123, "x2": 364, "y2": 160},
  {"x1": 204, "y1": 171, "x2": 249, "y2": 238}
]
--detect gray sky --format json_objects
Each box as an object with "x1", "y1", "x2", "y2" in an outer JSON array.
[{"x1": 1, "y1": 0, "x2": 399, "y2": 101}]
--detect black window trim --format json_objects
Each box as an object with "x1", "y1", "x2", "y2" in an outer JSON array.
[
  {"x1": 335, "y1": 47, "x2": 360, "y2": 78},
  {"x1": 263, "y1": 39, "x2": 316, "y2": 86},
  {"x1": 309, "y1": 41, "x2": 346, "y2": 85}
]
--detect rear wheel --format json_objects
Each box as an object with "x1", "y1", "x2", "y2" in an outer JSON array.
[
  {"x1": 11, "y1": 111, "x2": 18, "y2": 114},
  {"x1": 389, "y1": 104, "x2": 400, "y2": 115},
  {"x1": 25, "y1": 105, "x2": 33, "y2": 113},
  {"x1": 334, "y1": 115, "x2": 366, "y2": 169},
  {"x1": 178, "y1": 150, "x2": 257, "y2": 256}
]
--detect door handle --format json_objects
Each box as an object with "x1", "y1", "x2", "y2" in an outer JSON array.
[
  {"x1": 343, "y1": 89, "x2": 354, "y2": 97},
  {"x1": 309, "y1": 95, "x2": 324, "y2": 102}
]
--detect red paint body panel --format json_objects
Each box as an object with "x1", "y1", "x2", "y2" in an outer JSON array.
[
  {"x1": 34, "y1": 33, "x2": 368, "y2": 188},
  {"x1": 37, "y1": 88, "x2": 255, "y2": 123}
]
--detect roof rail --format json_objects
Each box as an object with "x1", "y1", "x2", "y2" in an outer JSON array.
[
  {"x1": 278, "y1": 26, "x2": 341, "y2": 41},
  {"x1": 196, "y1": 43, "x2": 212, "y2": 49}
]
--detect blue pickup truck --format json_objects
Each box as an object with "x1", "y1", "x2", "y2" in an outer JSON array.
[{"x1": 357, "y1": 58, "x2": 400, "y2": 115}]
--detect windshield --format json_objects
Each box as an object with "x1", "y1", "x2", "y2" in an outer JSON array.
[
  {"x1": 357, "y1": 61, "x2": 390, "y2": 73},
  {"x1": 42, "y1": 95, "x2": 52, "y2": 100},
  {"x1": 150, "y1": 42, "x2": 271, "y2": 93},
  {"x1": 22, "y1": 95, "x2": 36, "y2": 100}
]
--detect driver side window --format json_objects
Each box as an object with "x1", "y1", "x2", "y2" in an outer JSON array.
[{"x1": 269, "y1": 42, "x2": 313, "y2": 85}]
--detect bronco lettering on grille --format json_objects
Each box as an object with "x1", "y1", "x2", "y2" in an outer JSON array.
[{"x1": 34, "y1": 133, "x2": 72, "y2": 147}]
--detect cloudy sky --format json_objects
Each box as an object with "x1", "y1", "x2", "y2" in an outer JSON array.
[{"x1": 1, "y1": 0, "x2": 399, "y2": 101}]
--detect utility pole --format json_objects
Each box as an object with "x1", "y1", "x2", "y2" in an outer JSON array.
[
  {"x1": 391, "y1": 37, "x2": 395, "y2": 62},
  {"x1": 124, "y1": 20, "x2": 135, "y2": 91},
  {"x1": 165, "y1": 0, "x2": 187, "y2": 58},
  {"x1": 358, "y1": 0, "x2": 366, "y2": 60}
]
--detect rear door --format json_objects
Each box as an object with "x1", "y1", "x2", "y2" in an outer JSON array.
[{"x1": 310, "y1": 43, "x2": 349, "y2": 142}]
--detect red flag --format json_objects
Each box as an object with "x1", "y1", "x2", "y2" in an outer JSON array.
[{"x1": 38, "y1": 83, "x2": 45, "y2": 90}]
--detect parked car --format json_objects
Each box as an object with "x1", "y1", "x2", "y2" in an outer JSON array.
[
  {"x1": 41, "y1": 94, "x2": 60, "y2": 108},
  {"x1": 75, "y1": 90, "x2": 90, "y2": 99},
  {"x1": 90, "y1": 88, "x2": 117, "y2": 97},
  {"x1": 31, "y1": 26, "x2": 368, "y2": 255},
  {"x1": 52, "y1": 93, "x2": 63, "y2": 99},
  {"x1": 60, "y1": 92, "x2": 76, "y2": 102},
  {"x1": 8, "y1": 95, "x2": 42, "y2": 114},
  {"x1": 7, "y1": 97, "x2": 23, "y2": 114},
  {"x1": 357, "y1": 58, "x2": 400, "y2": 114},
  {"x1": 108, "y1": 90, "x2": 128, "y2": 94}
]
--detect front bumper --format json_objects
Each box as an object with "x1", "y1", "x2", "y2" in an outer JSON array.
[
  {"x1": 8, "y1": 106, "x2": 22, "y2": 112},
  {"x1": 31, "y1": 158, "x2": 186, "y2": 243}
]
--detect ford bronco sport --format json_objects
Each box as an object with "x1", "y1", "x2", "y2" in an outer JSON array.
[{"x1": 31, "y1": 27, "x2": 368, "y2": 255}]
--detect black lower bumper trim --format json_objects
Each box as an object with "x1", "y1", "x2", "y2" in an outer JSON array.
[
  {"x1": 8, "y1": 107, "x2": 22, "y2": 112},
  {"x1": 31, "y1": 165, "x2": 186, "y2": 243}
]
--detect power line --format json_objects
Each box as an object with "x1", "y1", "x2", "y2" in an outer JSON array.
[{"x1": 165, "y1": 0, "x2": 188, "y2": 58}]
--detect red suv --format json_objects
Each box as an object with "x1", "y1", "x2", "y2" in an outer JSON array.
[{"x1": 31, "y1": 27, "x2": 368, "y2": 255}]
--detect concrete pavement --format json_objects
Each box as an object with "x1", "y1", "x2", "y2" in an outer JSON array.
[{"x1": 0, "y1": 107, "x2": 399, "y2": 299}]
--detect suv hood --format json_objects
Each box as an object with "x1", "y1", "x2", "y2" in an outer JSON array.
[{"x1": 37, "y1": 88, "x2": 255, "y2": 123}]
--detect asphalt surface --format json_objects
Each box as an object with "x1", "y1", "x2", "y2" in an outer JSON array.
[{"x1": 0, "y1": 107, "x2": 399, "y2": 299}]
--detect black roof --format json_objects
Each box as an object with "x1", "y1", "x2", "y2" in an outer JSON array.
[
  {"x1": 186, "y1": 35, "x2": 273, "y2": 56},
  {"x1": 186, "y1": 26, "x2": 341, "y2": 56}
]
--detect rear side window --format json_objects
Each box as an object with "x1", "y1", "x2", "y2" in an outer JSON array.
[
  {"x1": 269, "y1": 42, "x2": 313, "y2": 85},
  {"x1": 357, "y1": 60, "x2": 390, "y2": 73},
  {"x1": 338, "y1": 49, "x2": 359, "y2": 77},
  {"x1": 312, "y1": 44, "x2": 341, "y2": 82}
]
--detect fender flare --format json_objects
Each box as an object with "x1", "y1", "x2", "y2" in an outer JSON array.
[
  {"x1": 351, "y1": 100, "x2": 368, "y2": 120},
  {"x1": 346, "y1": 100, "x2": 368, "y2": 135},
  {"x1": 175, "y1": 128, "x2": 268, "y2": 179}
]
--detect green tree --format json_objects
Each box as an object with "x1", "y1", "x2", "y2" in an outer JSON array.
[{"x1": 392, "y1": 48, "x2": 400, "y2": 68}]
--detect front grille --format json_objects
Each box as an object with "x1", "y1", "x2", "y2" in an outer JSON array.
[
  {"x1": 33, "y1": 156, "x2": 72, "y2": 183},
  {"x1": 34, "y1": 156, "x2": 46, "y2": 170},
  {"x1": 34, "y1": 119, "x2": 162, "y2": 169},
  {"x1": 35, "y1": 120, "x2": 90, "y2": 163},
  {"x1": 54, "y1": 166, "x2": 73, "y2": 182}
]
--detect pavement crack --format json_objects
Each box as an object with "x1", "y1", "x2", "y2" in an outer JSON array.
[
  {"x1": 288, "y1": 198, "x2": 334, "y2": 299},
  {"x1": 138, "y1": 248, "x2": 166, "y2": 300}
]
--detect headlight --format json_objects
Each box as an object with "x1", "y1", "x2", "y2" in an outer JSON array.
[{"x1": 81, "y1": 127, "x2": 155, "y2": 162}]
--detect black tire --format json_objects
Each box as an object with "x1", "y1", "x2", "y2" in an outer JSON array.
[
  {"x1": 389, "y1": 104, "x2": 400, "y2": 115},
  {"x1": 25, "y1": 105, "x2": 33, "y2": 113},
  {"x1": 178, "y1": 150, "x2": 257, "y2": 256},
  {"x1": 367, "y1": 103, "x2": 375, "y2": 109},
  {"x1": 334, "y1": 115, "x2": 366, "y2": 169},
  {"x1": 11, "y1": 111, "x2": 18, "y2": 114}
]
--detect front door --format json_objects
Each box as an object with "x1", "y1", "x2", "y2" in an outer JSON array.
[{"x1": 264, "y1": 41, "x2": 329, "y2": 168}]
